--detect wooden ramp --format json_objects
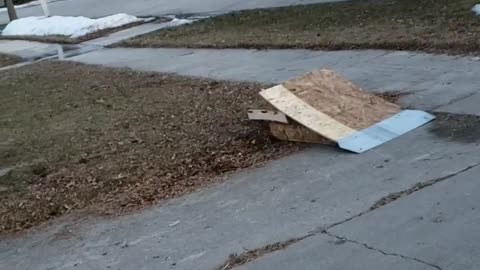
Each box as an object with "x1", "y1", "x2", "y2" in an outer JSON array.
[{"x1": 251, "y1": 69, "x2": 435, "y2": 153}]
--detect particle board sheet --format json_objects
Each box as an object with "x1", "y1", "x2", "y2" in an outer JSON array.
[
  {"x1": 260, "y1": 85, "x2": 357, "y2": 142},
  {"x1": 268, "y1": 121, "x2": 334, "y2": 145},
  {"x1": 282, "y1": 69, "x2": 401, "y2": 130},
  {"x1": 257, "y1": 69, "x2": 435, "y2": 153}
]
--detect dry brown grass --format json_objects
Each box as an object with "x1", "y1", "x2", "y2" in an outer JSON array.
[
  {"x1": 0, "y1": 61, "x2": 298, "y2": 233},
  {"x1": 0, "y1": 53, "x2": 21, "y2": 67},
  {"x1": 120, "y1": 0, "x2": 480, "y2": 54}
]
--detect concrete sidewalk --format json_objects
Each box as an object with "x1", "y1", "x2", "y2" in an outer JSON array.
[
  {"x1": 0, "y1": 40, "x2": 64, "y2": 60},
  {"x1": 240, "y1": 165, "x2": 480, "y2": 270},
  {"x1": 70, "y1": 48, "x2": 480, "y2": 116},
  {"x1": 1, "y1": 47, "x2": 480, "y2": 270},
  {"x1": 2, "y1": 123, "x2": 479, "y2": 270}
]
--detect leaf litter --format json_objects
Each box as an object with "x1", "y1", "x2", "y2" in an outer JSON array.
[{"x1": 0, "y1": 61, "x2": 300, "y2": 233}]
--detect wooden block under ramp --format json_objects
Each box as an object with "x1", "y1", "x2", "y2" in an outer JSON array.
[
  {"x1": 268, "y1": 121, "x2": 334, "y2": 145},
  {"x1": 247, "y1": 109, "x2": 288, "y2": 124},
  {"x1": 258, "y1": 69, "x2": 435, "y2": 153}
]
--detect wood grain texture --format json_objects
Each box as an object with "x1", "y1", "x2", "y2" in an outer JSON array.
[
  {"x1": 282, "y1": 69, "x2": 401, "y2": 130},
  {"x1": 260, "y1": 85, "x2": 356, "y2": 141},
  {"x1": 269, "y1": 122, "x2": 334, "y2": 144}
]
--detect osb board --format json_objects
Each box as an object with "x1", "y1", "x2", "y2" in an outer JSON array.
[
  {"x1": 269, "y1": 122, "x2": 334, "y2": 145},
  {"x1": 260, "y1": 85, "x2": 356, "y2": 141},
  {"x1": 282, "y1": 69, "x2": 401, "y2": 131}
]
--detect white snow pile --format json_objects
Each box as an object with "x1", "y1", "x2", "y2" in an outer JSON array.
[
  {"x1": 163, "y1": 18, "x2": 194, "y2": 27},
  {"x1": 473, "y1": 4, "x2": 480, "y2": 15},
  {"x1": 2, "y1": 13, "x2": 143, "y2": 38}
]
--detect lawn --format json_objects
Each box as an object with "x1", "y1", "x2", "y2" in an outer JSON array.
[
  {"x1": 120, "y1": 0, "x2": 480, "y2": 54},
  {"x1": 0, "y1": 61, "x2": 297, "y2": 233},
  {"x1": 0, "y1": 53, "x2": 21, "y2": 67}
]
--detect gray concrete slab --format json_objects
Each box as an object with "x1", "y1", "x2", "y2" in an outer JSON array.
[
  {"x1": 0, "y1": 39, "x2": 101, "y2": 62},
  {"x1": 236, "y1": 234, "x2": 432, "y2": 270},
  {"x1": 69, "y1": 48, "x2": 480, "y2": 116},
  {"x1": 0, "y1": 40, "x2": 60, "y2": 59},
  {"x1": 1, "y1": 126, "x2": 479, "y2": 270},
  {"x1": 3, "y1": 42, "x2": 480, "y2": 270},
  {"x1": 329, "y1": 165, "x2": 480, "y2": 270},
  {"x1": 0, "y1": 0, "x2": 344, "y2": 24},
  {"x1": 436, "y1": 92, "x2": 480, "y2": 115}
]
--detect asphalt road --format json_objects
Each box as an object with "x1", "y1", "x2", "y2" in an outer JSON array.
[{"x1": 0, "y1": 0, "x2": 344, "y2": 24}]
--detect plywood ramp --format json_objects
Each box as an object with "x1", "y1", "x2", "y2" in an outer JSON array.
[
  {"x1": 260, "y1": 85, "x2": 356, "y2": 142},
  {"x1": 255, "y1": 69, "x2": 435, "y2": 153},
  {"x1": 282, "y1": 69, "x2": 401, "y2": 130}
]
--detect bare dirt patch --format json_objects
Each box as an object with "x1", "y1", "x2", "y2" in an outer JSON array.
[
  {"x1": 373, "y1": 91, "x2": 407, "y2": 105},
  {"x1": 119, "y1": 0, "x2": 480, "y2": 54},
  {"x1": 0, "y1": 61, "x2": 299, "y2": 233}
]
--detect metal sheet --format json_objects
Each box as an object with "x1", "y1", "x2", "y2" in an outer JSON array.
[{"x1": 337, "y1": 110, "x2": 436, "y2": 153}]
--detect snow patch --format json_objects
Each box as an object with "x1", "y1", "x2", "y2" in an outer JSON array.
[
  {"x1": 2, "y1": 13, "x2": 142, "y2": 38},
  {"x1": 472, "y1": 4, "x2": 480, "y2": 15},
  {"x1": 163, "y1": 18, "x2": 194, "y2": 27}
]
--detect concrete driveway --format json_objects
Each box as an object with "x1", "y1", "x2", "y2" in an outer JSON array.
[
  {"x1": 1, "y1": 1, "x2": 480, "y2": 268},
  {"x1": 2, "y1": 47, "x2": 480, "y2": 270},
  {"x1": 0, "y1": 0, "x2": 344, "y2": 24}
]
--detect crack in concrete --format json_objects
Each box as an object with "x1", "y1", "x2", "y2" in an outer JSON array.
[
  {"x1": 313, "y1": 161, "x2": 480, "y2": 234},
  {"x1": 213, "y1": 162, "x2": 480, "y2": 270},
  {"x1": 370, "y1": 162, "x2": 480, "y2": 210},
  {"x1": 323, "y1": 231, "x2": 442, "y2": 270},
  {"x1": 213, "y1": 235, "x2": 312, "y2": 270},
  {"x1": 431, "y1": 91, "x2": 478, "y2": 110}
]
